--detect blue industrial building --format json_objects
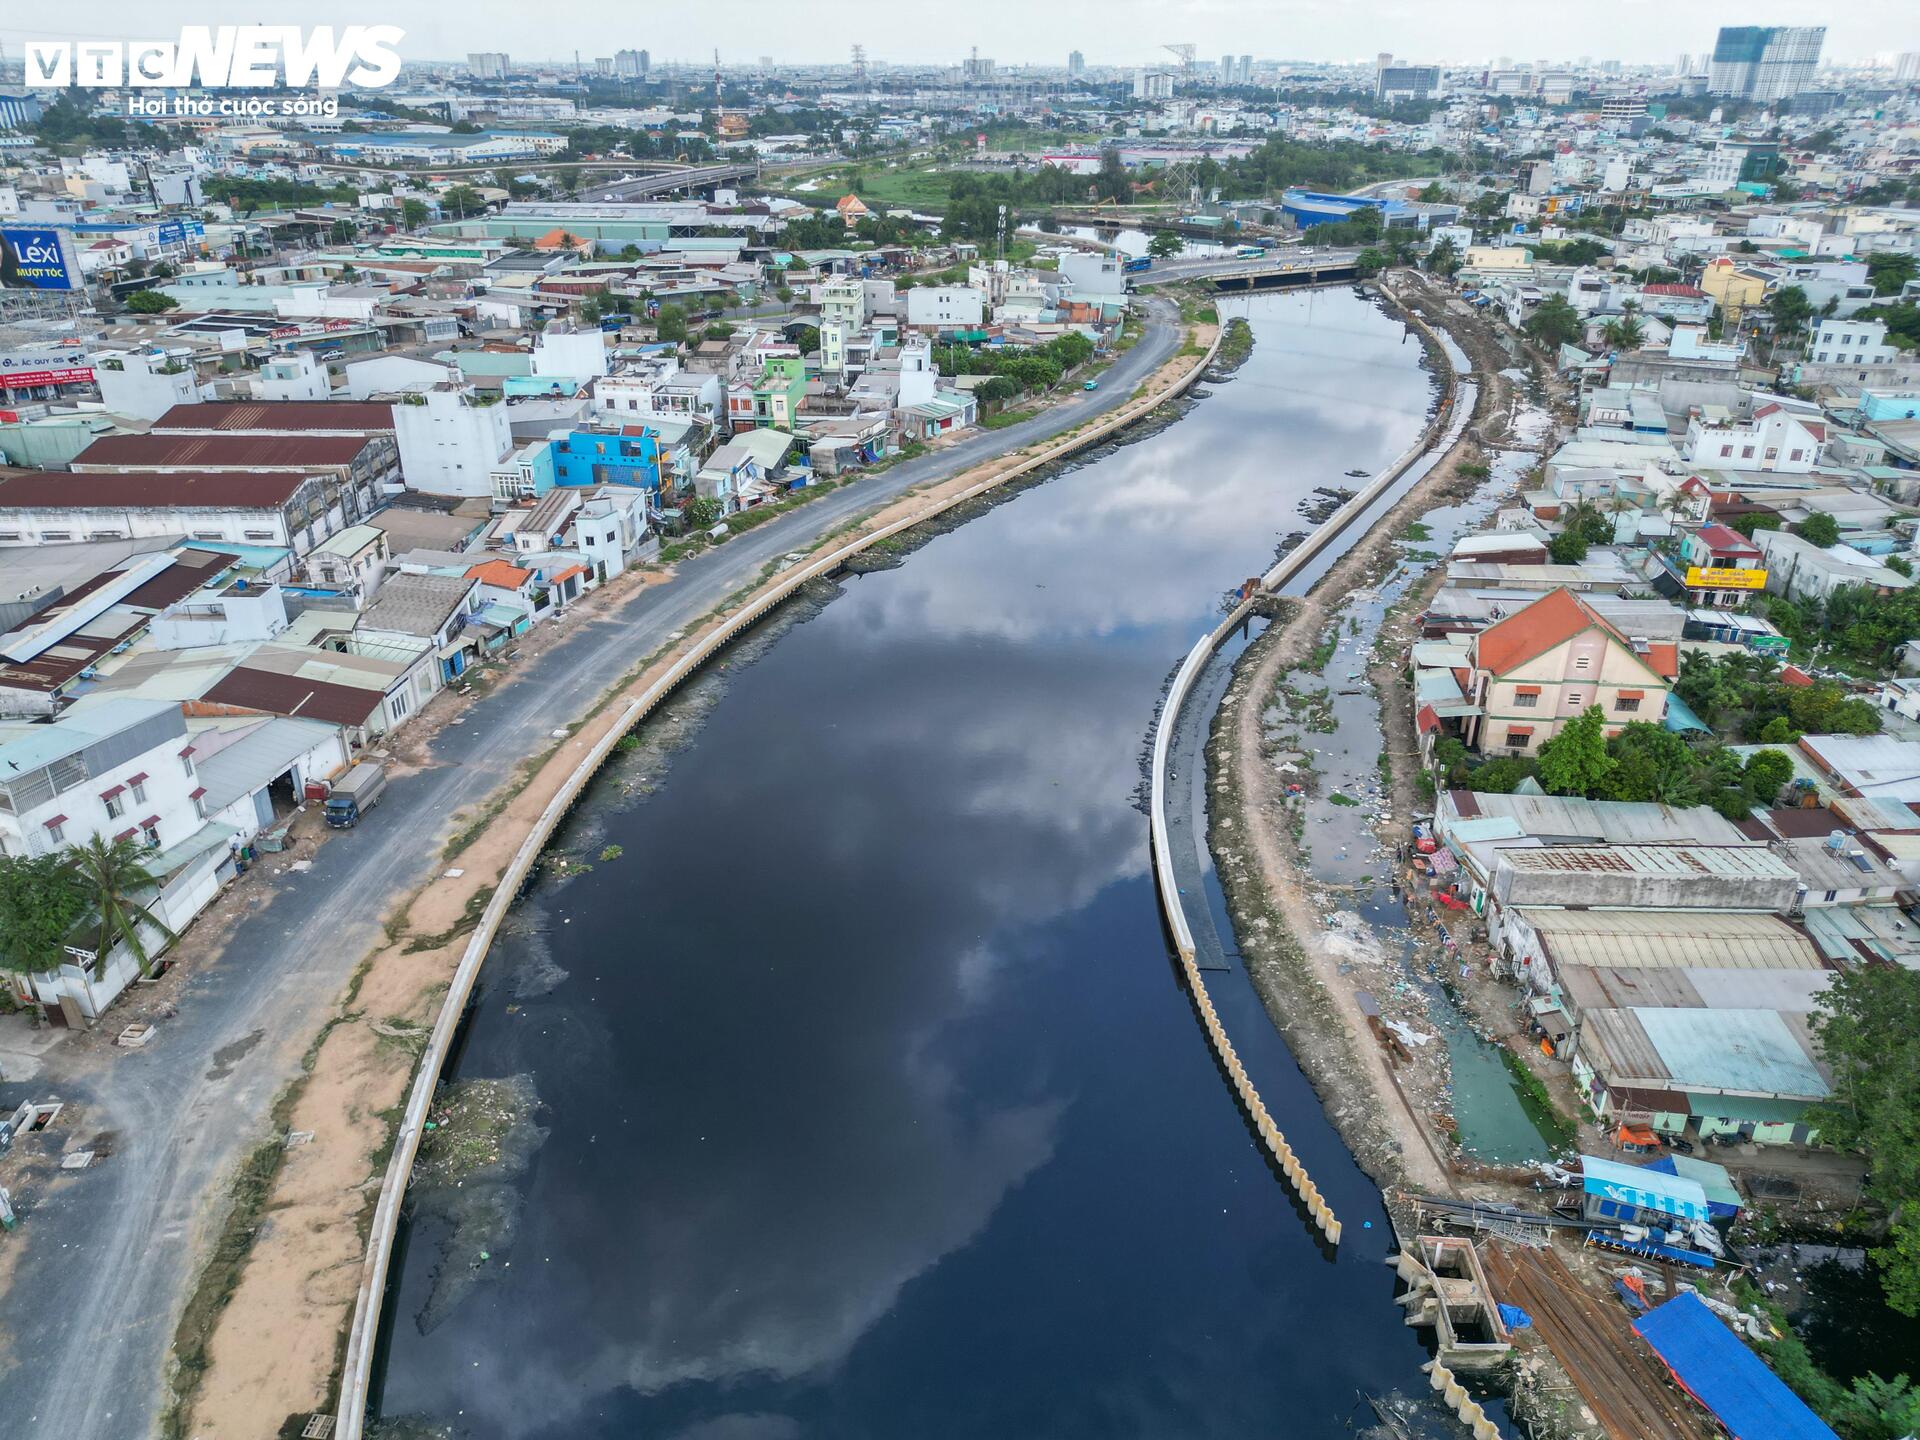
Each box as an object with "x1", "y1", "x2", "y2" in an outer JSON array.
[{"x1": 1281, "y1": 190, "x2": 1404, "y2": 228}]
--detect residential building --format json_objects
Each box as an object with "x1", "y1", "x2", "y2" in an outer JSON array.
[
  {"x1": 905, "y1": 285, "x2": 986, "y2": 329},
  {"x1": 1752, "y1": 530, "x2": 1916, "y2": 603},
  {"x1": 91, "y1": 350, "x2": 200, "y2": 421},
  {"x1": 0, "y1": 698, "x2": 205, "y2": 861},
  {"x1": 1465, "y1": 588, "x2": 1676, "y2": 757},
  {"x1": 0, "y1": 470, "x2": 359, "y2": 556},
  {"x1": 1808, "y1": 317, "x2": 1898, "y2": 370},
  {"x1": 1682, "y1": 401, "x2": 1825, "y2": 474},
  {"x1": 392, "y1": 384, "x2": 514, "y2": 499}
]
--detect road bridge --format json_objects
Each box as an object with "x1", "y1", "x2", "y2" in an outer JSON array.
[
  {"x1": 1141, "y1": 248, "x2": 1366, "y2": 291},
  {"x1": 581, "y1": 162, "x2": 762, "y2": 201}
]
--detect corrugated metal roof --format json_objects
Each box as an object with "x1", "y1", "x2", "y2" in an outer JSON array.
[
  {"x1": 1502, "y1": 844, "x2": 1797, "y2": 880},
  {"x1": 1559, "y1": 965, "x2": 1703, "y2": 1014},
  {"x1": 193, "y1": 716, "x2": 344, "y2": 811},
  {"x1": 1633, "y1": 1007, "x2": 1829, "y2": 1100},
  {"x1": 1580, "y1": 1007, "x2": 1669, "y2": 1086},
  {"x1": 1442, "y1": 791, "x2": 1749, "y2": 846},
  {"x1": 1685, "y1": 968, "x2": 1833, "y2": 1014},
  {"x1": 1522, "y1": 908, "x2": 1821, "y2": 970}
]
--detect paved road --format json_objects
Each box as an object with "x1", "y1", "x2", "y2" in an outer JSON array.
[{"x1": 0, "y1": 299, "x2": 1182, "y2": 1440}]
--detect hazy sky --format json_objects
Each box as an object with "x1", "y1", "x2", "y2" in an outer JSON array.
[{"x1": 2, "y1": 0, "x2": 1914, "y2": 70}]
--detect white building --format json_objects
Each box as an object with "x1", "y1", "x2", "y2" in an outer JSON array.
[
  {"x1": 1057, "y1": 251, "x2": 1125, "y2": 295},
  {"x1": 1809, "y1": 318, "x2": 1899, "y2": 369},
  {"x1": 252, "y1": 349, "x2": 332, "y2": 402},
  {"x1": 1683, "y1": 401, "x2": 1826, "y2": 473},
  {"x1": 91, "y1": 350, "x2": 201, "y2": 422},
  {"x1": 906, "y1": 285, "x2": 985, "y2": 330},
  {"x1": 392, "y1": 383, "x2": 514, "y2": 498},
  {"x1": 0, "y1": 698, "x2": 206, "y2": 862},
  {"x1": 534, "y1": 321, "x2": 609, "y2": 380}
]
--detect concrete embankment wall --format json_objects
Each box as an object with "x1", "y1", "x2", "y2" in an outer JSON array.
[
  {"x1": 331, "y1": 316, "x2": 1226, "y2": 1440},
  {"x1": 1146, "y1": 281, "x2": 1468, "y2": 1252}
]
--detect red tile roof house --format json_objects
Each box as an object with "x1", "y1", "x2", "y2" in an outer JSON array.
[{"x1": 1466, "y1": 588, "x2": 1678, "y2": 758}]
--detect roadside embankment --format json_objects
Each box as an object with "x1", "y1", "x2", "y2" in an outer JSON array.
[{"x1": 174, "y1": 309, "x2": 1224, "y2": 1440}]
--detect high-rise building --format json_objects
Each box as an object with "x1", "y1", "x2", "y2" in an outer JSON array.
[
  {"x1": 1238, "y1": 55, "x2": 1253, "y2": 85},
  {"x1": 1675, "y1": 54, "x2": 1693, "y2": 75},
  {"x1": 1221, "y1": 54, "x2": 1234, "y2": 84},
  {"x1": 1134, "y1": 68, "x2": 1173, "y2": 100},
  {"x1": 1708, "y1": 26, "x2": 1824, "y2": 102},
  {"x1": 1376, "y1": 65, "x2": 1442, "y2": 102},
  {"x1": 1068, "y1": 50, "x2": 1084, "y2": 77},
  {"x1": 467, "y1": 52, "x2": 510, "y2": 80},
  {"x1": 613, "y1": 49, "x2": 647, "y2": 79},
  {"x1": 1896, "y1": 52, "x2": 1920, "y2": 84}
]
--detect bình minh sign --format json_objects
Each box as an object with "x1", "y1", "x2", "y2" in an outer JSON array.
[{"x1": 1685, "y1": 566, "x2": 1767, "y2": 590}]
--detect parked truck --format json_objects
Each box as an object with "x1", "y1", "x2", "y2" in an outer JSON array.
[{"x1": 323, "y1": 763, "x2": 388, "y2": 829}]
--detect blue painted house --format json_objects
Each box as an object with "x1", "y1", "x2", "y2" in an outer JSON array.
[{"x1": 552, "y1": 424, "x2": 663, "y2": 493}]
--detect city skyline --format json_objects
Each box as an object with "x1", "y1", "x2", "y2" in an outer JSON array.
[{"x1": 1, "y1": 0, "x2": 1915, "y2": 72}]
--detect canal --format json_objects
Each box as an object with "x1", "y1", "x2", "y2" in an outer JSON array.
[{"x1": 372, "y1": 289, "x2": 1475, "y2": 1439}]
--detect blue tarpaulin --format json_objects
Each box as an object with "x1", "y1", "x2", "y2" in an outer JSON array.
[
  {"x1": 1497, "y1": 1303, "x2": 1532, "y2": 1330},
  {"x1": 1633, "y1": 1293, "x2": 1838, "y2": 1440}
]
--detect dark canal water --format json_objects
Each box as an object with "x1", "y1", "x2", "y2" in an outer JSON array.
[{"x1": 373, "y1": 289, "x2": 1461, "y2": 1440}]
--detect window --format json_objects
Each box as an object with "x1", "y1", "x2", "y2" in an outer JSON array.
[
  {"x1": 1616, "y1": 697, "x2": 1641, "y2": 712},
  {"x1": 1504, "y1": 728, "x2": 1533, "y2": 747},
  {"x1": 1789, "y1": 449, "x2": 1803, "y2": 462},
  {"x1": 1741, "y1": 446, "x2": 1755, "y2": 460},
  {"x1": 1513, "y1": 691, "x2": 1539, "y2": 708},
  {"x1": 189, "y1": 787, "x2": 207, "y2": 819},
  {"x1": 1566, "y1": 692, "x2": 1583, "y2": 706},
  {"x1": 42, "y1": 531, "x2": 71, "y2": 542},
  {"x1": 46, "y1": 819, "x2": 65, "y2": 845},
  {"x1": 180, "y1": 750, "x2": 196, "y2": 778},
  {"x1": 141, "y1": 822, "x2": 161, "y2": 848},
  {"x1": 130, "y1": 778, "x2": 147, "y2": 804},
  {"x1": 1823, "y1": 889, "x2": 1838, "y2": 903},
  {"x1": 1574, "y1": 655, "x2": 1592, "y2": 671},
  {"x1": 1720, "y1": 445, "x2": 1732, "y2": 459}
]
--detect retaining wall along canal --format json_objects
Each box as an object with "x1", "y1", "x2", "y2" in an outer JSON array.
[
  {"x1": 1146, "y1": 281, "x2": 1465, "y2": 1251},
  {"x1": 331, "y1": 312, "x2": 1228, "y2": 1440}
]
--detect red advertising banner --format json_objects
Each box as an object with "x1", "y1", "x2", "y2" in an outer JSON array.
[{"x1": 0, "y1": 366, "x2": 95, "y2": 389}]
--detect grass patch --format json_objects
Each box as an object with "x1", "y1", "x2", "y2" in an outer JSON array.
[
  {"x1": 401, "y1": 888, "x2": 492, "y2": 955},
  {"x1": 1401, "y1": 520, "x2": 1432, "y2": 542},
  {"x1": 1327, "y1": 791, "x2": 1360, "y2": 806},
  {"x1": 1497, "y1": 1044, "x2": 1577, "y2": 1151}
]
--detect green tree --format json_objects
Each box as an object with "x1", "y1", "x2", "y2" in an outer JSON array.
[
  {"x1": 793, "y1": 325, "x2": 821, "y2": 355},
  {"x1": 1353, "y1": 247, "x2": 1389, "y2": 278},
  {"x1": 1536, "y1": 705, "x2": 1614, "y2": 796},
  {"x1": 400, "y1": 197, "x2": 429, "y2": 229},
  {"x1": 1599, "y1": 723, "x2": 1701, "y2": 806},
  {"x1": 1797, "y1": 512, "x2": 1841, "y2": 547},
  {"x1": 1600, "y1": 316, "x2": 1645, "y2": 351},
  {"x1": 683, "y1": 496, "x2": 722, "y2": 529},
  {"x1": 124, "y1": 289, "x2": 179, "y2": 314},
  {"x1": 703, "y1": 321, "x2": 736, "y2": 341},
  {"x1": 655, "y1": 304, "x2": 688, "y2": 343},
  {"x1": 1769, "y1": 284, "x2": 1814, "y2": 343},
  {"x1": 1145, "y1": 229, "x2": 1185, "y2": 259},
  {"x1": 1743, "y1": 747, "x2": 1795, "y2": 802},
  {"x1": 1426, "y1": 237, "x2": 1461, "y2": 278},
  {"x1": 0, "y1": 854, "x2": 91, "y2": 976},
  {"x1": 1523, "y1": 295, "x2": 1582, "y2": 349},
  {"x1": 68, "y1": 836, "x2": 176, "y2": 979},
  {"x1": 1808, "y1": 965, "x2": 1920, "y2": 1316},
  {"x1": 1867, "y1": 252, "x2": 1918, "y2": 298},
  {"x1": 977, "y1": 375, "x2": 1018, "y2": 405},
  {"x1": 441, "y1": 185, "x2": 484, "y2": 218},
  {"x1": 1547, "y1": 528, "x2": 1589, "y2": 565}
]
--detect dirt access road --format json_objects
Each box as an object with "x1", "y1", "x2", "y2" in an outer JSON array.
[{"x1": 0, "y1": 301, "x2": 1186, "y2": 1440}]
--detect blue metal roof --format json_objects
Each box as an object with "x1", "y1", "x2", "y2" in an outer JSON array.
[
  {"x1": 1579, "y1": 1154, "x2": 1710, "y2": 1222},
  {"x1": 1635, "y1": 1292, "x2": 1838, "y2": 1440}
]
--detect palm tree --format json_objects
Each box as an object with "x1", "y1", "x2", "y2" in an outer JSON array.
[
  {"x1": 1601, "y1": 316, "x2": 1645, "y2": 351},
  {"x1": 68, "y1": 836, "x2": 176, "y2": 980}
]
